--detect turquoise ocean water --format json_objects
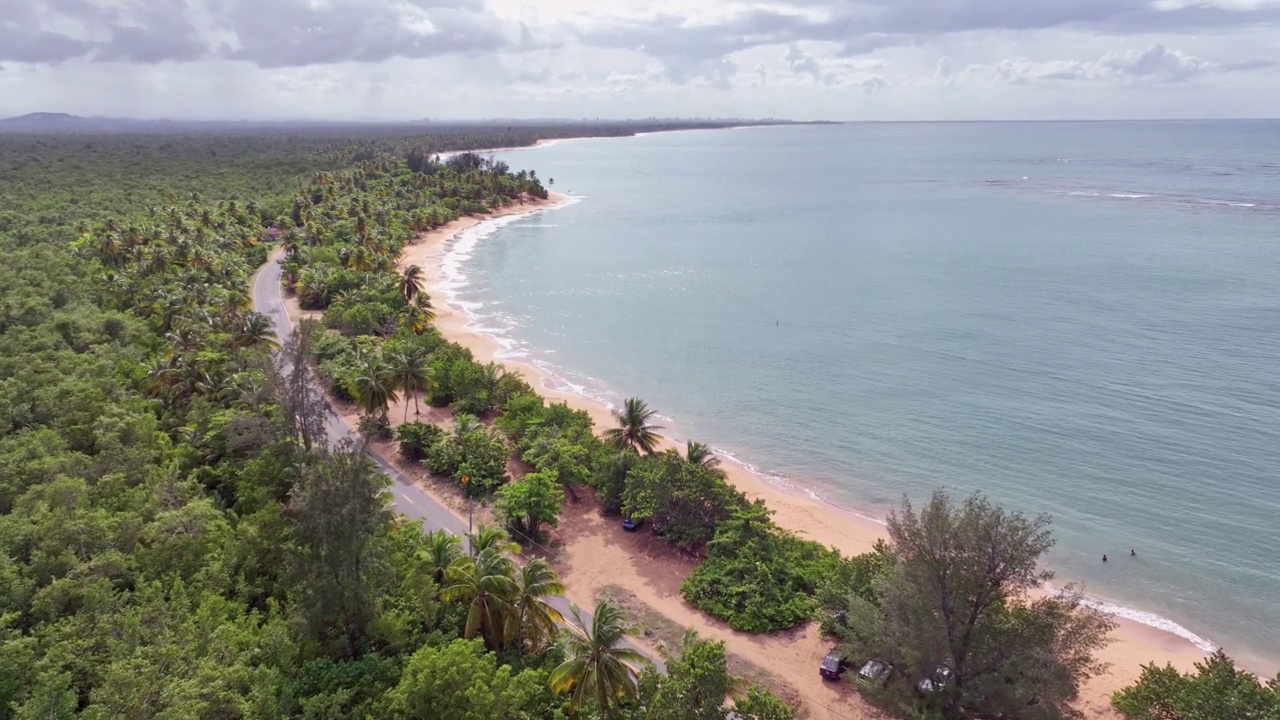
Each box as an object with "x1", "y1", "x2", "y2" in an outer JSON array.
[{"x1": 446, "y1": 123, "x2": 1279, "y2": 666}]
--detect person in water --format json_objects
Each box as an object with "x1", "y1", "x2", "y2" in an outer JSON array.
[
  {"x1": 1102, "y1": 554, "x2": 1108, "y2": 563},
  {"x1": 1131, "y1": 549, "x2": 1136, "y2": 557}
]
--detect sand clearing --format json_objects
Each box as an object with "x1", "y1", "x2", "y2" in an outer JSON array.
[{"x1": 282, "y1": 192, "x2": 1219, "y2": 719}]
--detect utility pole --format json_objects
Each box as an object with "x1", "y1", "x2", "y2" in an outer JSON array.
[{"x1": 461, "y1": 475, "x2": 473, "y2": 550}]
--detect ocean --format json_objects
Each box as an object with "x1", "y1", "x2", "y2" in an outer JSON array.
[{"x1": 447, "y1": 122, "x2": 1280, "y2": 667}]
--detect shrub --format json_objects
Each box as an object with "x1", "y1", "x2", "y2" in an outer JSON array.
[
  {"x1": 357, "y1": 414, "x2": 392, "y2": 441},
  {"x1": 397, "y1": 422, "x2": 443, "y2": 462},
  {"x1": 681, "y1": 501, "x2": 844, "y2": 632}
]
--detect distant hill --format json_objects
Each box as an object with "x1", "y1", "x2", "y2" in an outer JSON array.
[{"x1": 0, "y1": 113, "x2": 168, "y2": 132}]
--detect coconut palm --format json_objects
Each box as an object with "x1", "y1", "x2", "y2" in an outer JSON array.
[
  {"x1": 467, "y1": 524, "x2": 519, "y2": 557},
  {"x1": 423, "y1": 529, "x2": 462, "y2": 586},
  {"x1": 604, "y1": 397, "x2": 663, "y2": 454},
  {"x1": 442, "y1": 529, "x2": 518, "y2": 650},
  {"x1": 550, "y1": 599, "x2": 647, "y2": 714},
  {"x1": 349, "y1": 351, "x2": 399, "y2": 422},
  {"x1": 685, "y1": 440, "x2": 720, "y2": 468},
  {"x1": 452, "y1": 413, "x2": 482, "y2": 440},
  {"x1": 506, "y1": 557, "x2": 565, "y2": 653},
  {"x1": 400, "y1": 264, "x2": 426, "y2": 303},
  {"x1": 388, "y1": 349, "x2": 430, "y2": 422},
  {"x1": 233, "y1": 312, "x2": 279, "y2": 350}
]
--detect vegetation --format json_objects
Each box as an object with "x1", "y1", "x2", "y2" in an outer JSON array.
[
  {"x1": 683, "y1": 501, "x2": 846, "y2": 632},
  {"x1": 1112, "y1": 651, "x2": 1280, "y2": 720},
  {"x1": 552, "y1": 599, "x2": 650, "y2": 714},
  {"x1": 829, "y1": 491, "x2": 1115, "y2": 719},
  {"x1": 0, "y1": 125, "x2": 1199, "y2": 720},
  {"x1": 0, "y1": 125, "x2": 794, "y2": 720}
]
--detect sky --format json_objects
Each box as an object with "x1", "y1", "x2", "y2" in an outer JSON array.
[{"x1": 3, "y1": 0, "x2": 1280, "y2": 121}]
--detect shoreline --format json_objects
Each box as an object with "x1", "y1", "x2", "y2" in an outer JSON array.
[{"x1": 397, "y1": 192, "x2": 1263, "y2": 718}]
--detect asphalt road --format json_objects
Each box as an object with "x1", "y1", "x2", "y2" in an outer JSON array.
[{"x1": 250, "y1": 252, "x2": 663, "y2": 672}]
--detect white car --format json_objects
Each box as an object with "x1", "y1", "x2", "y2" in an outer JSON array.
[{"x1": 857, "y1": 659, "x2": 893, "y2": 688}]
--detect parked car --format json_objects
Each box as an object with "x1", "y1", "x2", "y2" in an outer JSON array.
[
  {"x1": 622, "y1": 517, "x2": 640, "y2": 532},
  {"x1": 916, "y1": 664, "x2": 953, "y2": 694},
  {"x1": 857, "y1": 659, "x2": 894, "y2": 688},
  {"x1": 819, "y1": 650, "x2": 850, "y2": 680}
]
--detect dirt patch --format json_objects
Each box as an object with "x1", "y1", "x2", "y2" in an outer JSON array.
[{"x1": 598, "y1": 584, "x2": 807, "y2": 716}]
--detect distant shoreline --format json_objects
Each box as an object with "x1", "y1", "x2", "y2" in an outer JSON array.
[{"x1": 391, "y1": 135, "x2": 1268, "y2": 718}]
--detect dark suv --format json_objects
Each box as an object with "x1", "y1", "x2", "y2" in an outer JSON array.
[{"x1": 819, "y1": 651, "x2": 850, "y2": 680}]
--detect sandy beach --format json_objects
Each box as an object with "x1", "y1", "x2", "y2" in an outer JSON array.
[{"x1": 366, "y1": 192, "x2": 1236, "y2": 719}]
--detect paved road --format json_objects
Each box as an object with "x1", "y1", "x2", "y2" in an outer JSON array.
[
  {"x1": 251, "y1": 252, "x2": 663, "y2": 672},
  {"x1": 252, "y1": 252, "x2": 471, "y2": 540}
]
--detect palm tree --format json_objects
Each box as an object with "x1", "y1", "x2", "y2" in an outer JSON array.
[
  {"x1": 400, "y1": 264, "x2": 425, "y2": 303},
  {"x1": 389, "y1": 349, "x2": 429, "y2": 422},
  {"x1": 442, "y1": 527, "x2": 518, "y2": 650},
  {"x1": 685, "y1": 440, "x2": 720, "y2": 468},
  {"x1": 506, "y1": 557, "x2": 565, "y2": 653},
  {"x1": 233, "y1": 312, "x2": 279, "y2": 350},
  {"x1": 423, "y1": 529, "x2": 462, "y2": 586},
  {"x1": 452, "y1": 413, "x2": 482, "y2": 440},
  {"x1": 550, "y1": 599, "x2": 647, "y2": 714},
  {"x1": 467, "y1": 524, "x2": 519, "y2": 556},
  {"x1": 350, "y1": 351, "x2": 399, "y2": 422},
  {"x1": 604, "y1": 397, "x2": 663, "y2": 454}
]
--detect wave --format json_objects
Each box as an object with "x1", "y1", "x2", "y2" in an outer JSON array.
[
  {"x1": 1109, "y1": 193, "x2": 1152, "y2": 199},
  {"x1": 1045, "y1": 583, "x2": 1218, "y2": 654}
]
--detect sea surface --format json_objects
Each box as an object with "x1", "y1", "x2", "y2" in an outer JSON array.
[{"x1": 448, "y1": 122, "x2": 1280, "y2": 666}]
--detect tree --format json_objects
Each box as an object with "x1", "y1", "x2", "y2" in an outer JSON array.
[
  {"x1": 285, "y1": 442, "x2": 394, "y2": 656},
  {"x1": 839, "y1": 491, "x2": 1114, "y2": 720},
  {"x1": 1112, "y1": 650, "x2": 1280, "y2": 720},
  {"x1": 685, "y1": 440, "x2": 719, "y2": 468},
  {"x1": 622, "y1": 451, "x2": 747, "y2": 551},
  {"x1": 604, "y1": 397, "x2": 663, "y2": 454},
  {"x1": 382, "y1": 638, "x2": 564, "y2": 720},
  {"x1": 273, "y1": 319, "x2": 331, "y2": 451},
  {"x1": 423, "y1": 528, "x2": 462, "y2": 586},
  {"x1": 506, "y1": 557, "x2": 566, "y2": 654},
  {"x1": 442, "y1": 526, "x2": 518, "y2": 651},
  {"x1": 731, "y1": 687, "x2": 795, "y2": 720},
  {"x1": 495, "y1": 468, "x2": 565, "y2": 541},
  {"x1": 550, "y1": 599, "x2": 648, "y2": 716},
  {"x1": 349, "y1": 350, "x2": 399, "y2": 424},
  {"x1": 389, "y1": 348, "x2": 430, "y2": 422},
  {"x1": 647, "y1": 631, "x2": 735, "y2": 720},
  {"x1": 400, "y1": 264, "x2": 425, "y2": 303}
]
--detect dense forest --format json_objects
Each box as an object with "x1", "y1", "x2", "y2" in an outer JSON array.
[
  {"x1": 0, "y1": 125, "x2": 794, "y2": 719},
  {"x1": 1, "y1": 124, "x2": 1274, "y2": 720}
]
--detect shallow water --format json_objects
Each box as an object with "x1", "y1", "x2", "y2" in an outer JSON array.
[{"x1": 457, "y1": 122, "x2": 1280, "y2": 665}]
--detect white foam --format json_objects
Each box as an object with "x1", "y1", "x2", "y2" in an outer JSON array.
[
  {"x1": 1044, "y1": 582, "x2": 1218, "y2": 654},
  {"x1": 1196, "y1": 198, "x2": 1256, "y2": 208},
  {"x1": 1109, "y1": 193, "x2": 1152, "y2": 199}
]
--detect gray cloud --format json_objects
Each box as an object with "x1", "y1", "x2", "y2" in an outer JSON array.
[
  {"x1": 578, "y1": 0, "x2": 1280, "y2": 76},
  {"x1": 784, "y1": 45, "x2": 822, "y2": 81},
  {"x1": 939, "y1": 43, "x2": 1276, "y2": 85},
  {"x1": 0, "y1": 0, "x2": 516, "y2": 67}
]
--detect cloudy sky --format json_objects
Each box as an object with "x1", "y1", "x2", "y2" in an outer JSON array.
[{"x1": 4, "y1": 0, "x2": 1280, "y2": 121}]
